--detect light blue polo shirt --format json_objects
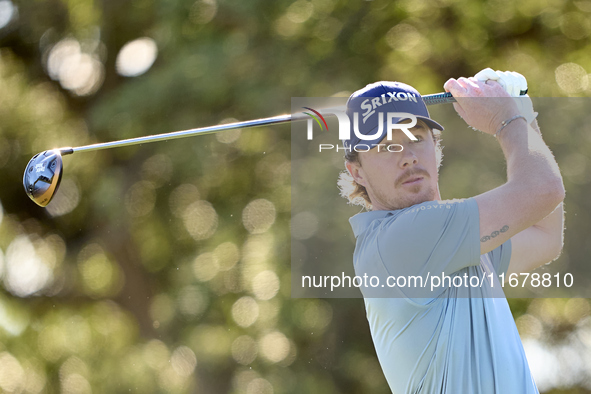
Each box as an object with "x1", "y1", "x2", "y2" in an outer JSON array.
[{"x1": 350, "y1": 198, "x2": 538, "y2": 394}]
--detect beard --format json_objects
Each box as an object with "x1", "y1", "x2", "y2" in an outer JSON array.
[
  {"x1": 367, "y1": 168, "x2": 438, "y2": 211},
  {"x1": 372, "y1": 183, "x2": 437, "y2": 210}
]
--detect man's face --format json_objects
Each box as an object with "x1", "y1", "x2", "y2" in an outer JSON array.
[{"x1": 346, "y1": 122, "x2": 440, "y2": 211}]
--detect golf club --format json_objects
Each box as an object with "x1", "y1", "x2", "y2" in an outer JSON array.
[{"x1": 21, "y1": 91, "x2": 482, "y2": 207}]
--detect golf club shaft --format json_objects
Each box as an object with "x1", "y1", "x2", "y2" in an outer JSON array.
[{"x1": 59, "y1": 92, "x2": 456, "y2": 156}]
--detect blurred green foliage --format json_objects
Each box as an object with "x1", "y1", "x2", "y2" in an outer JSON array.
[{"x1": 0, "y1": 0, "x2": 591, "y2": 392}]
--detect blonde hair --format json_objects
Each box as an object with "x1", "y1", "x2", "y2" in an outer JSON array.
[{"x1": 338, "y1": 126, "x2": 443, "y2": 210}]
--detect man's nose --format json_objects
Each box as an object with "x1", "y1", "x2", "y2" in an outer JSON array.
[{"x1": 399, "y1": 147, "x2": 418, "y2": 168}]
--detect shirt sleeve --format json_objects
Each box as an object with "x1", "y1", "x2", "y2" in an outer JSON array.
[
  {"x1": 376, "y1": 198, "x2": 481, "y2": 277},
  {"x1": 486, "y1": 239, "x2": 512, "y2": 277}
]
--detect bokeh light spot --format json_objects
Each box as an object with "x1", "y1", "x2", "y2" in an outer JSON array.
[
  {"x1": 190, "y1": 325, "x2": 232, "y2": 359},
  {"x1": 0, "y1": 352, "x2": 25, "y2": 393},
  {"x1": 516, "y1": 314, "x2": 543, "y2": 339},
  {"x1": 116, "y1": 37, "x2": 158, "y2": 77},
  {"x1": 183, "y1": 200, "x2": 218, "y2": 240},
  {"x1": 232, "y1": 370, "x2": 261, "y2": 393},
  {"x1": 178, "y1": 285, "x2": 208, "y2": 317},
  {"x1": 169, "y1": 184, "x2": 200, "y2": 217},
  {"x1": 59, "y1": 357, "x2": 90, "y2": 389},
  {"x1": 290, "y1": 211, "x2": 319, "y2": 240},
  {"x1": 314, "y1": 17, "x2": 342, "y2": 41},
  {"x1": 5, "y1": 236, "x2": 53, "y2": 297},
  {"x1": 60, "y1": 54, "x2": 104, "y2": 95},
  {"x1": 242, "y1": 199, "x2": 276, "y2": 234},
  {"x1": 293, "y1": 299, "x2": 333, "y2": 331},
  {"x1": 193, "y1": 252, "x2": 220, "y2": 282},
  {"x1": 484, "y1": 0, "x2": 515, "y2": 23},
  {"x1": 562, "y1": 152, "x2": 589, "y2": 184},
  {"x1": 0, "y1": 0, "x2": 16, "y2": 30},
  {"x1": 46, "y1": 39, "x2": 104, "y2": 96},
  {"x1": 555, "y1": 63, "x2": 588, "y2": 93},
  {"x1": 232, "y1": 335, "x2": 258, "y2": 365},
  {"x1": 564, "y1": 298, "x2": 590, "y2": 324},
  {"x1": 286, "y1": 0, "x2": 314, "y2": 23},
  {"x1": 560, "y1": 12, "x2": 591, "y2": 40},
  {"x1": 214, "y1": 242, "x2": 240, "y2": 271},
  {"x1": 47, "y1": 39, "x2": 80, "y2": 80},
  {"x1": 256, "y1": 300, "x2": 280, "y2": 328},
  {"x1": 251, "y1": 270, "x2": 280, "y2": 300},
  {"x1": 150, "y1": 294, "x2": 176, "y2": 326},
  {"x1": 385, "y1": 24, "x2": 421, "y2": 51},
  {"x1": 232, "y1": 296, "x2": 259, "y2": 327},
  {"x1": 241, "y1": 234, "x2": 274, "y2": 274},
  {"x1": 189, "y1": 0, "x2": 217, "y2": 24},
  {"x1": 144, "y1": 339, "x2": 170, "y2": 370},
  {"x1": 63, "y1": 316, "x2": 92, "y2": 355},
  {"x1": 247, "y1": 377, "x2": 274, "y2": 394},
  {"x1": 79, "y1": 253, "x2": 122, "y2": 298},
  {"x1": 61, "y1": 374, "x2": 91, "y2": 394},
  {"x1": 258, "y1": 331, "x2": 289, "y2": 363},
  {"x1": 142, "y1": 154, "x2": 173, "y2": 186},
  {"x1": 170, "y1": 346, "x2": 197, "y2": 377},
  {"x1": 38, "y1": 325, "x2": 66, "y2": 362},
  {"x1": 216, "y1": 118, "x2": 242, "y2": 143},
  {"x1": 275, "y1": 15, "x2": 301, "y2": 37},
  {"x1": 125, "y1": 181, "x2": 156, "y2": 217}
]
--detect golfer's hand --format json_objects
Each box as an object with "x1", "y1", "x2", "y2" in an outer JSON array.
[
  {"x1": 443, "y1": 76, "x2": 521, "y2": 136},
  {"x1": 474, "y1": 68, "x2": 538, "y2": 124}
]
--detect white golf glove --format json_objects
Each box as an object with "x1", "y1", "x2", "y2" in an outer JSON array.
[{"x1": 474, "y1": 68, "x2": 538, "y2": 124}]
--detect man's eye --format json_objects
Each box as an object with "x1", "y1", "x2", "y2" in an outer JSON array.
[
  {"x1": 380, "y1": 144, "x2": 403, "y2": 152},
  {"x1": 413, "y1": 135, "x2": 424, "y2": 142}
]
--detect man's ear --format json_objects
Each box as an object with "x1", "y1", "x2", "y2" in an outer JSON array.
[{"x1": 345, "y1": 160, "x2": 367, "y2": 187}]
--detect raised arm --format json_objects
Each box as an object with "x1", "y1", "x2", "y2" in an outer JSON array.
[
  {"x1": 507, "y1": 201, "x2": 564, "y2": 276},
  {"x1": 443, "y1": 77, "x2": 565, "y2": 257},
  {"x1": 505, "y1": 117, "x2": 565, "y2": 274}
]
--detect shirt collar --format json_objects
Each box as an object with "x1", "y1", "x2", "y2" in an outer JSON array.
[{"x1": 349, "y1": 210, "x2": 393, "y2": 238}]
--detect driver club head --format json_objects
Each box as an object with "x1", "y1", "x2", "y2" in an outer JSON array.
[{"x1": 23, "y1": 150, "x2": 64, "y2": 207}]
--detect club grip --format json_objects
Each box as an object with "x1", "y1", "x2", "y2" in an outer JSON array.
[
  {"x1": 422, "y1": 92, "x2": 455, "y2": 106},
  {"x1": 423, "y1": 89, "x2": 529, "y2": 106}
]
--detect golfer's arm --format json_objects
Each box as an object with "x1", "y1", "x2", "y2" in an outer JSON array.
[
  {"x1": 508, "y1": 117, "x2": 565, "y2": 270},
  {"x1": 474, "y1": 119, "x2": 565, "y2": 255},
  {"x1": 506, "y1": 202, "x2": 564, "y2": 276}
]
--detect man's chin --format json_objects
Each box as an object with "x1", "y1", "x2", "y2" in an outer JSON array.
[
  {"x1": 396, "y1": 188, "x2": 436, "y2": 209},
  {"x1": 370, "y1": 184, "x2": 437, "y2": 211}
]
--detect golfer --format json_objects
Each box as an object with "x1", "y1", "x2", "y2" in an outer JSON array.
[{"x1": 339, "y1": 69, "x2": 565, "y2": 393}]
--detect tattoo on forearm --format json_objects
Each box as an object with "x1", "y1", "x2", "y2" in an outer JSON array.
[{"x1": 480, "y1": 225, "x2": 509, "y2": 243}]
